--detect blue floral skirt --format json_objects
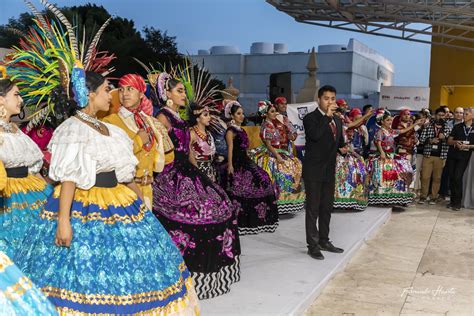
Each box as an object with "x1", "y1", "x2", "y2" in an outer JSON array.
[
  {"x1": 0, "y1": 174, "x2": 52, "y2": 257},
  {"x1": 15, "y1": 184, "x2": 200, "y2": 315},
  {"x1": 0, "y1": 251, "x2": 57, "y2": 315}
]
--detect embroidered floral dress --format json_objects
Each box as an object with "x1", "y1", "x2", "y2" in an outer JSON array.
[
  {"x1": 0, "y1": 128, "x2": 52, "y2": 257},
  {"x1": 190, "y1": 127, "x2": 217, "y2": 182},
  {"x1": 15, "y1": 117, "x2": 200, "y2": 315},
  {"x1": 152, "y1": 108, "x2": 240, "y2": 300},
  {"x1": 222, "y1": 125, "x2": 279, "y2": 235},
  {"x1": 251, "y1": 120, "x2": 305, "y2": 215},
  {"x1": 367, "y1": 127, "x2": 414, "y2": 206},
  {"x1": 0, "y1": 251, "x2": 57, "y2": 315},
  {"x1": 333, "y1": 124, "x2": 369, "y2": 211}
]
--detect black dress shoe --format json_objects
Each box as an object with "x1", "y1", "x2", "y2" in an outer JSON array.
[
  {"x1": 319, "y1": 241, "x2": 344, "y2": 253},
  {"x1": 307, "y1": 248, "x2": 325, "y2": 260}
]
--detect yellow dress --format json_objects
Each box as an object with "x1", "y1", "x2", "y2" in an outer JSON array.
[
  {"x1": 0, "y1": 161, "x2": 6, "y2": 192},
  {"x1": 103, "y1": 107, "x2": 174, "y2": 208}
]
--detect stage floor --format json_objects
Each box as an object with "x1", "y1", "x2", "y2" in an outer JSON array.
[{"x1": 200, "y1": 207, "x2": 391, "y2": 316}]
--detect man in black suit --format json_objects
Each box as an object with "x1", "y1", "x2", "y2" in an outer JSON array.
[{"x1": 303, "y1": 85, "x2": 347, "y2": 260}]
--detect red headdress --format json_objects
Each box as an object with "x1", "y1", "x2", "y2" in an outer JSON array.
[{"x1": 118, "y1": 74, "x2": 153, "y2": 116}]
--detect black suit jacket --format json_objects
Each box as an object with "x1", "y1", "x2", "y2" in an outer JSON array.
[{"x1": 302, "y1": 109, "x2": 344, "y2": 182}]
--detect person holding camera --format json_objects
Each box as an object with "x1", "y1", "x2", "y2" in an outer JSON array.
[{"x1": 418, "y1": 107, "x2": 451, "y2": 205}]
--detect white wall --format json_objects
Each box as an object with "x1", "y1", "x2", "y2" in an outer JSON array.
[{"x1": 191, "y1": 42, "x2": 394, "y2": 113}]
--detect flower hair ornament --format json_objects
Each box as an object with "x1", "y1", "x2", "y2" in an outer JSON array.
[
  {"x1": 375, "y1": 108, "x2": 391, "y2": 123},
  {"x1": 258, "y1": 100, "x2": 272, "y2": 116},
  {"x1": 224, "y1": 101, "x2": 241, "y2": 119},
  {"x1": 156, "y1": 72, "x2": 172, "y2": 103}
]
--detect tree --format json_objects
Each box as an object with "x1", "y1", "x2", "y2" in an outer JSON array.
[
  {"x1": 0, "y1": 3, "x2": 182, "y2": 78},
  {"x1": 0, "y1": 4, "x2": 225, "y2": 99},
  {"x1": 0, "y1": 12, "x2": 34, "y2": 47},
  {"x1": 143, "y1": 27, "x2": 178, "y2": 56}
]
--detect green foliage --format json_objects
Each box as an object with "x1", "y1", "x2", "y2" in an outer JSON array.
[{"x1": 0, "y1": 3, "x2": 183, "y2": 78}]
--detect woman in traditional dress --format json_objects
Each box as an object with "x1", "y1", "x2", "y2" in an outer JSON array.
[
  {"x1": 189, "y1": 102, "x2": 218, "y2": 182},
  {"x1": 0, "y1": 74, "x2": 53, "y2": 257},
  {"x1": 0, "y1": 250, "x2": 58, "y2": 315},
  {"x1": 0, "y1": 161, "x2": 56, "y2": 314},
  {"x1": 152, "y1": 73, "x2": 240, "y2": 300},
  {"x1": 333, "y1": 107, "x2": 369, "y2": 211},
  {"x1": 223, "y1": 101, "x2": 279, "y2": 235},
  {"x1": 16, "y1": 71, "x2": 200, "y2": 315},
  {"x1": 251, "y1": 101, "x2": 305, "y2": 215},
  {"x1": 367, "y1": 109, "x2": 421, "y2": 211}
]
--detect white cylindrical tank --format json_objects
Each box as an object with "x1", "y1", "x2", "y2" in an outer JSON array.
[
  {"x1": 210, "y1": 46, "x2": 240, "y2": 55},
  {"x1": 250, "y1": 42, "x2": 274, "y2": 54},
  {"x1": 198, "y1": 49, "x2": 210, "y2": 55},
  {"x1": 273, "y1": 43, "x2": 288, "y2": 54}
]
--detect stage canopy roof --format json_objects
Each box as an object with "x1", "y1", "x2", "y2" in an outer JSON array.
[{"x1": 267, "y1": 0, "x2": 474, "y2": 51}]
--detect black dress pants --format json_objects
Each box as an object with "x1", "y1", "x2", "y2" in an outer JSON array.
[
  {"x1": 448, "y1": 156, "x2": 471, "y2": 208},
  {"x1": 304, "y1": 179, "x2": 335, "y2": 249},
  {"x1": 439, "y1": 159, "x2": 451, "y2": 196}
]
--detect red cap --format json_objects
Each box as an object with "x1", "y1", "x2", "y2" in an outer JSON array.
[
  {"x1": 336, "y1": 99, "x2": 347, "y2": 106},
  {"x1": 400, "y1": 108, "x2": 411, "y2": 116},
  {"x1": 348, "y1": 108, "x2": 362, "y2": 119},
  {"x1": 274, "y1": 97, "x2": 287, "y2": 104}
]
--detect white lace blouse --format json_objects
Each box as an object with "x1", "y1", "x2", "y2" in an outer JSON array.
[
  {"x1": 48, "y1": 117, "x2": 138, "y2": 190},
  {"x1": 0, "y1": 128, "x2": 43, "y2": 173}
]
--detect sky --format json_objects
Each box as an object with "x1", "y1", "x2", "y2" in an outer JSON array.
[{"x1": 0, "y1": 0, "x2": 431, "y2": 86}]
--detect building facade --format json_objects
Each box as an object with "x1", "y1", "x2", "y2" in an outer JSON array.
[{"x1": 192, "y1": 39, "x2": 394, "y2": 113}]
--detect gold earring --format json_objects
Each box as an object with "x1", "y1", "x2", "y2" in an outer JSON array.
[
  {"x1": 0, "y1": 106, "x2": 6, "y2": 119},
  {"x1": 166, "y1": 99, "x2": 173, "y2": 107}
]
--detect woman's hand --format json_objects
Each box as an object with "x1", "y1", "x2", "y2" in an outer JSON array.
[
  {"x1": 55, "y1": 218, "x2": 73, "y2": 247},
  {"x1": 276, "y1": 154, "x2": 284, "y2": 165},
  {"x1": 227, "y1": 164, "x2": 234, "y2": 175},
  {"x1": 380, "y1": 152, "x2": 387, "y2": 160}
]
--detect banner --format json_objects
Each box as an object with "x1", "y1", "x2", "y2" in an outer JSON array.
[
  {"x1": 379, "y1": 86, "x2": 430, "y2": 111},
  {"x1": 286, "y1": 101, "x2": 318, "y2": 147}
]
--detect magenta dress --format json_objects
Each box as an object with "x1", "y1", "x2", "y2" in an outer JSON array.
[
  {"x1": 152, "y1": 108, "x2": 240, "y2": 300},
  {"x1": 222, "y1": 126, "x2": 279, "y2": 235}
]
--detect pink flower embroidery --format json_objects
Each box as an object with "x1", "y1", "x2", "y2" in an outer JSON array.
[
  {"x1": 255, "y1": 202, "x2": 268, "y2": 219},
  {"x1": 216, "y1": 229, "x2": 235, "y2": 258},
  {"x1": 170, "y1": 230, "x2": 196, "y2": 256}
]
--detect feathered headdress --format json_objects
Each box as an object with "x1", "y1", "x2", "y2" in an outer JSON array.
[
  {"x1": 136, "y1": 58, "x2": 224, "y2": 129},
  {"x1": 4, "y1": 0, "x2": 115, "y2": 130},
  {"x1": 0, "y1": 66, "x2": 7, "y2": 80},
  {"x1": 177, "y1": 60, "x2": 225, "y2": 133}
]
